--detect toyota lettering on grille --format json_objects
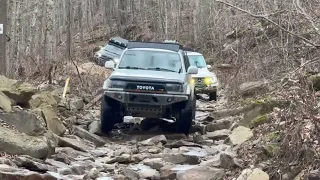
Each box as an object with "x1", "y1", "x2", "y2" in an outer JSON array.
[{"x1": 136, "y1": 85, "x2": 155, "y2": 91}]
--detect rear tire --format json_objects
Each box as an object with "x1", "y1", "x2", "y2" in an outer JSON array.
[
  {"x1": 175, "y1": 95, "x2": 195, "y2": 136},
  {"x1": 209, "y1": 91, "x2": 217, "y2": 101},
  {"x1": 100, "y1": 96, "x2": 123, "y2": 134}
]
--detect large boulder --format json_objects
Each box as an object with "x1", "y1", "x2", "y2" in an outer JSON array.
[
  {"x1": 39, "y1": 105, "x2": 66, "y2": 136},
  {"x1": 308, "y1": 73, "x2": 320, "y2": 91},
  {"x1": 0, "y1": 110, "x2": 46, "y2": 136},
  {"x1": 239, "y1": 80, "x2": 269, "y2": 97},
  {"x1": 0, "y1": 92, "x2": 13, "y2": 112},
  {"x1": 176, "y1": 166, "x2": 225, "y2": 180},
  {"x1": 0, "y1": 164, "x2": 57, "y2": 180},
  {"x1": 29, "y1": 91, "x2": 58, "y2": 109},
  {"x1": 229, "y1": 126, "x2": 253, "y2": 145},
  {"x1": 238, "y1": 98, "x2": 289, "y2": 128},
  {"x1": 0, "y1": 125, "x2": 54, "y2": 159},
  {"x1": 0, "y1": 75, "x2": 38, "y2": 105},
  {"x1": 247, "y1": 168, "x2": 269, "y2": 180}
]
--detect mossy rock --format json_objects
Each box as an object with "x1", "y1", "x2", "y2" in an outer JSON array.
[
  {"x1": 265, "y1": 131, "x2": 281, "y2": 143},
  {"x1": 249, "y1": 114, "x2": 268, "y2": 128},
  {"x1": 249, "y1": 98, "x2": 290, "y2": 115},
  {"x1": 263, "y1": 143, "x2": 280, "y2": 157},
  {"x1": 238, "y1": 98, "x2": 289, "y2": 128},
  {"x1": 308, "y1": 73, "x2": 320, "y2": 91}
]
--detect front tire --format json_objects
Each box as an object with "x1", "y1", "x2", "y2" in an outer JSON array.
[
  {"x1": 175, "y1": 95, "x2": 195, "y2": 136},
  {"x1": 209, "y1": 91, "x2": 217, "y2": 101},
  {"x1": 100, "y1": 96, "x2": 123, "y2": 134}
]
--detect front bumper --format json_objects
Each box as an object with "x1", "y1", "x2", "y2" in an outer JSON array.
[
  {"x1": 104, "y1": 90, "x2": 189, "y2": 118},
  {"x1": 104, "y1": 90, "x2": 189, "y2": 106},
  {"x1": 195, "y1": 85, "x2": 217, "y2": 94}
]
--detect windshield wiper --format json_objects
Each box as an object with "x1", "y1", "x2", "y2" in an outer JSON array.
[
  {"x1": 119, "y1": 66, "x2": 146, "y2": 70},
  {"x1": 147, "y1": 67, "x2": 177, "y2": 73}
]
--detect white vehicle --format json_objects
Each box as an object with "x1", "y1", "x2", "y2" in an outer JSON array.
[
  {"x1": 186, "y1": 51, "x2": 219, "y2": 101},
  {"x1": 101, "y1": 41, "x2": 199, "y2": 135}
]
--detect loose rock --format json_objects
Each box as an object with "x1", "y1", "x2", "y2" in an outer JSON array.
[
  {"x1": 229, "y1": 126, "x2": 253, "y2": 145},
  {"x1": 0, "y1": 125, "x2": 54, "y2": 159},
  {"x1": 73, "y1": 126, "x2": 106, "y2": 147}
]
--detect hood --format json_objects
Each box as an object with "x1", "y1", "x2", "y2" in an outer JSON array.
[
  {"x1": 103, "y1": 50, "x2": 120, "y2": 58},
  {"x1": 192, "y1": 67, "x2": 215, "y2": 77},
  {"x1": 110, "y1": 69, "x2": 185, "y2": 83},
  {"x1": 96, "y1": 49, "x2": 121, "y2": 59}
]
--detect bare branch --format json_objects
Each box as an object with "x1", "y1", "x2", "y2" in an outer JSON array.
[{"x1": 215, "y1": 0, "x2": 320, "y2": 49}]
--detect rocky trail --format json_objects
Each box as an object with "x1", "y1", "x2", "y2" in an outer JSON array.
[{"x1": 0, "y1": 74, "x2": 274, "y2": 180}]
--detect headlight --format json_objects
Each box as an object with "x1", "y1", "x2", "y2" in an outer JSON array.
[
  {"x1": 166, "y1": 83, "x2": 183, "y2": 92},
  {"x1": 94, "y1": 52, "x2": 102, "y2": 58},
  {"x1": 106, "y1": 80, "x2": 126, "y2": 89},
  {"x1": 211, "y1": 76, "x2": 217, "y2": 83}
]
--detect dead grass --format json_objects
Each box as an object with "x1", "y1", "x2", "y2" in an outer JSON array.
[{"x1": 236, "y1": 72, "x2": 320, "y2": 179}]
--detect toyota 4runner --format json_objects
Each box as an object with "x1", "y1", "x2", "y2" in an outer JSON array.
[
  {"x1": 101, "y1": 41, "x2": 199, "y2": 135},
  {"x1": 94, "y1": 37, "x2": 128, "y2": 66}
]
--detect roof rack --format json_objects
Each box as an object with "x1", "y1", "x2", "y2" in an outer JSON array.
[
  {"x1": 181, "y1": 47, "x2": 196, "y2": 52},
  {"x1": 109, "y1": 37, "x2": 128, "y2": 47},
  {"x1": 163, "y1": 40, "x2": 179, "y2": 44},
  {"x1": 127, "y1": 41, "x2": 183, "y2": 52}
]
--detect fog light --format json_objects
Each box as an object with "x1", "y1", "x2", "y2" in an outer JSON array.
[
  {"x1": 204, "y1": 77, "x2": 212, "y2": 85},
  {"x1": 117, "y1": 95, "x2": 122, "y2": 99},
  {"x1": 190, "y1": 78, "x2": 195, "y2": 85},
  {"x1": 167, "y1": 98, "x2": 172, "y2": 102}
]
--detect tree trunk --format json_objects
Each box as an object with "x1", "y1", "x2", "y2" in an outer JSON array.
[{"x1": 0, "y1": 0, "x2": 7, "y2": 75}]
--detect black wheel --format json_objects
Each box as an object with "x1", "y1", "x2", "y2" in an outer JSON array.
[
  {"x1": 209, "y1": 91, "x2": 217, "y2": 101},
  {"x1": 176, "y1": 95, "x2": 195, "y2": 136},
  {"x1": 100, "y1": 96, "x2": 123, "y2": 134},
  {"x1": 195, "y1": 94, "x2": 201, "y2": 100},
  {"x1": 192, "y1": 94, "x2": 196, "y2": 120}
]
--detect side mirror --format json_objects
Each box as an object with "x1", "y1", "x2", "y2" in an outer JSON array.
[
  {"x1": 207, "y1": 65, "x2": 212, "y2": 70},
  {"x1": 187, "y1": 66, "x2": 198, "y2": 74},
  {"x1": 105, "y1": 61, "x2": 115, "y2": 70}
]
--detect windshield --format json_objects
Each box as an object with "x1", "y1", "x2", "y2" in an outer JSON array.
[
  {"x1": 188, "y1": 55, "x2": 206, "y2": 68},
  {"x1": 103, "y1": 44, "x2": 124, "y2": 56},
  {"x1": 118, "y1": 49, "x2": 182, "y2": 73}
]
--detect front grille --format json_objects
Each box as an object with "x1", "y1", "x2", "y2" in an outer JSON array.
[
  {"x1": 195, "y1": 78, "x2": 204, "y2": 84},
  {"x1": 125, "y1": 82, "x2": 166, "y2": 93},
  {"x1": 100, "y1": 55, "x2": 112, "y2": 61}
]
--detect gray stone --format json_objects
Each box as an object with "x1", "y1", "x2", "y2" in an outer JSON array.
[
  {"x1": 207, "y1": 129, "x2": 231, "y2": 141},
  {"x1": 0, "y1": 125, "x2": 54, "y2": 159},
  {"x1": 176, "y1": 167, "x2": 225, "y2": 180},
  {"x1": 229, "y1": 126, "x2": 253, "y2": 145},
  {"x1": 0, "y1": 110, "x2": 46, "y2": 136},
  {"x1": 205, "y1": 119, "x2": 232, "y2": 132},
  {"x1": 139, "y1": 135, "x2": 167, "y2": 146},
  {"x1": 73, "y1": 126, "x2": 106, "y2": 147}
]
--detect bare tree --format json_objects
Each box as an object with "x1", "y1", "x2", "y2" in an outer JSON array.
[{"x1": 0, "y1": 0, "x2": 7, "y2": 75}]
